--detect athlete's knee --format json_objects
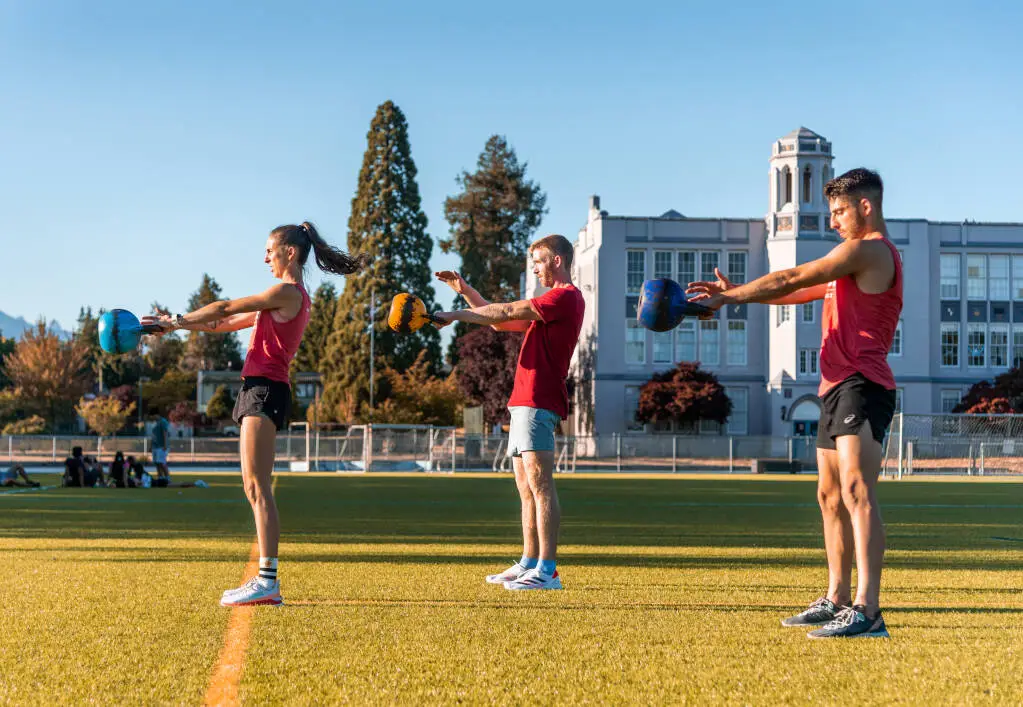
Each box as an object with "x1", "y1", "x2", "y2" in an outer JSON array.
[
  {"x1": 817, "y1": 484, "x2": 843, "y2": 515},
  {"x1": 840, "y1": 475, "x2": 874, "y2": 509}
]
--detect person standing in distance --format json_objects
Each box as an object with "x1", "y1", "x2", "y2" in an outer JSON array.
[
  {"x1": 150, "y1": 412, "x2": 171, "y2": 482},
  {"x1": 434, "y1": 234, "x2": 585, "y2": 590},
  {"x1": 688, "y1": 169, "x2": 901, "y2": 638},
  {"x1": 144, "y1": 222, "x2": 366, "y2": 607}
]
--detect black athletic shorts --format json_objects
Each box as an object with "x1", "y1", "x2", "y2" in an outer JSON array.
[
  {"x1": 232, "y1": 377, "x2": 291, "y2": 431},
  {"x1": 816, "y1": 373, "x2": 896, "y2": 450}
]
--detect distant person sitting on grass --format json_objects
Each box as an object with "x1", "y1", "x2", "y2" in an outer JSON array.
[
  {"x1": 1, "y1": 464, "x2": 41, "y2": 488},
  {"x1": 107, "y1": 451, "x2": 129, "y2": 488},
  {"x1": 127, "y1": 457, "x2": 152, "y2": 488},
  {"x1": 64, "y1": 447, "x2": 88, "y2": 487}
]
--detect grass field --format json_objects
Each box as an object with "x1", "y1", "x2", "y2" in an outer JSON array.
[{"x1": 2, "y1": 473, "x2": 1022, "y2": 705}]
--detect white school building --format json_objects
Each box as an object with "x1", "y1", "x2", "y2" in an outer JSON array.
[{"x1": 525, "y1": 128, "x2": 1023, "y2": 438}]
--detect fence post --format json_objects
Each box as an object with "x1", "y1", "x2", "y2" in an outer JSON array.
[
  {"x1": 615, "y1": 433, "x2": 621, "y2": 473},
  {"x1": 190, "y1": 437, "x2": 195, "y2": 462},
  {"x1": 787, "y1": 437, "x2": 793, "y2": 463},
  {"x1": 672, "y1": 436, "x2": 677, "y2": 473},
  {"x1": 97, "y1": 436, "x2": 102, "y2": 460},
  {"x1": 8, "y1": 435, "x2": 12, "y2": 462},
  {"x1": 428, "y1": 428, "x2": 435, "y2": 471},
  {"x1": 979, "y1": 443, "x2": 985, "y2": 476},
  {"x1": 52, "y1": 436, "x2": 57, "y2": 463},
  {"x1": 906, "y1": 440, "x2": 914, "y2": 476},
  {"x1": 968, "y1": 443, "x2": 974, "y2": 476},
  {"x1": 729, "y1": 436, "x2": 734, "y2": 474},
  {"x1": 451, "y1": 432, "x2": 457, "y2": 473}
]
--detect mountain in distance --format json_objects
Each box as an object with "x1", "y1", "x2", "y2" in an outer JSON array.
[{"x1": 0, "y1": 310, "x2": 72, "y2": 340}]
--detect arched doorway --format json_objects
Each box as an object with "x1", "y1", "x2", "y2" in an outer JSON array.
[{"x1": 788, "y1": 397, "x2": 821, "y2": 438}]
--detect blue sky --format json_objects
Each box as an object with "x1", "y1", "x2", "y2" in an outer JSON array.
[{"x1": 1, "y1": 0, "x2": 1020, "y2": 346}]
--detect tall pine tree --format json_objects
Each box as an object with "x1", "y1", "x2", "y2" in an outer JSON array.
[
  {"x1": 321, "y1": 101, "x2": 441, "y2": 422},
  {"x1": 180, "y1": 274, "x2": 244, "y2": 372},
  {"x1": 441, "y1": 135, "x2": 546, "y2": 362},
  {"x1": 292, "y1": 282, "x2": 337, "y2": 374}
]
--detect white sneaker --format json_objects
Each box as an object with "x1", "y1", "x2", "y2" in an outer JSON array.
[
  {"x1": 485, "y1": 562, "x2": 531, "y2": 585},
  {"x1": 503, "y1": 568, "x2": 562, "y2": 590},
  {"x1": 220, "y1": 577, "x2": 283, "y2": 607}
]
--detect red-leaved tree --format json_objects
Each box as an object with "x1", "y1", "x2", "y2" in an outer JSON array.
[
  {"x1": 455, "y1": 327, "x2": 523, "y2": 425},
  {"x1": 954, "y1": 366, "x2": 1023, "y2": 414},
  {"x1": 636, "y1": 361, "x2": 732, "y2": 427}
]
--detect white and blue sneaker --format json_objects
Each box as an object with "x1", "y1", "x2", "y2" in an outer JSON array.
[
  {"x1": 503, "y1": 568, "x2": 562, "y2": 590},
  {"x1": 485, "y1": 562, "x2": 531, "y2": 585},
  {"x1": 220, "y1": 577, "x2": 284, "y2": 607},
  {"x1": 807, "y1": 605, "x2": 889, "y2": 639}
]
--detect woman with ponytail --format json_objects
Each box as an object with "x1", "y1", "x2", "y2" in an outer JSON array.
[{"x1": 144, "y1": 222, "x2": 366, "y2": 607}]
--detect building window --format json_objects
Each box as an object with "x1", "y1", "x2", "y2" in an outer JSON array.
[
  {"x1": 1013, "y1": 255, "x2": 1023, "y2": 300},
  {"x1": 675, "y1": 320, "x2": 696, "y2": 362},
  {"x1": 889, "y1": 320, "x2": 903, "y2": 357},
  {"x1": 700, "y1": 252, "x2": 719, "y2": 282},
  {"x1": 802, "y1": 165, "x2": 812, "y2": 203},
  {"x1": 967, "y1": 254, "x2": 987, "y2": 300},
  {"x1": 967, "y1": 324, "x2": 986, "y2": 367},
  {"x1": 677, "y1": 251, "x2": 696, "y2": 287},
  {"x1": 776, "y1": 305, "x2": 791, "y2": 326},
  {"x1": 624, "y1": 386, "x2": 643, "y2": 431},
  {"x1": 940, "y1": 254, "x2": 960, "y2": 299},
  {"x1": 801, "y1": 302, "x2": 814, "y2": 323},
  {"x1": 625, "y1": 319, "x2": 646, "y2": 365},
  {"x1": 726, "y1": 388, "x2": 749, "y2": 435},
  {"x1": 784, "y1": 167, "x2": 793, "y2": 204},
  {"x1": 990, "y1": 325, "x2": 1009, "y2": 368},
  {"x1": 652, "y1": 331, "x2": 673, "y2": 364},
  {"x1": 654, "y1": 251, "x2": 673, "y2": 280},
  {"x1": 727, "y1": 252, "x2": 747, "y2": 284},
  {"x1": 1014, "y1": 327, "x2": 1023, "y2": 368},
  {"x1": 941, "y1": 323, "x2": 960, "y2": 367},
  {"x1": 990, "y1": 255, "x2": 1010, "y2": 300},
  {"x1": 799, "y1": 349, "x2": 818, "y2": 376},
  {"x1": 941, "y1": 390, "x2": 961, "y2": 414},
  {"x1": 626, "y1": 250, "x2": 645, "y2": 294},
  {"x1": 726, "y1": 321, "x2": 747, "y2": 366},
  {"x1": 699, "y1": 320, "x2": 719, "y2": 365}
]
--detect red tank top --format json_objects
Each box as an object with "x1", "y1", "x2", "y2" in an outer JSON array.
[
  {"x1": 241, "y1": 284, "x2": 311, "y2": 383},
  {"x1": 819, "y1": 235, "x2": 903, "y2": 396}
]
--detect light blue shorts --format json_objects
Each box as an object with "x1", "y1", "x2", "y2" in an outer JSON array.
[
  {"x1": 506, "y1": 406, "x2": 561, "y2": 457},
  {"x1": 152, "y1": 448, "x2": 168, "y2": 465}
]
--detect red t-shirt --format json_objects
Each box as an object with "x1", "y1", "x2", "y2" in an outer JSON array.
[
  {"x1": 819, "y1": 235, "x2": 903, "y2": 396},
  {"x1": 507, "y1": 285, "x2": 585, "y2": 419}
]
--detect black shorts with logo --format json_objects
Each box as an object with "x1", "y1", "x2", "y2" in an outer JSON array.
[
  {"x1": 816, "y1": 373, "x2": 896, "y2": 450},
  {"x1": 232, "y1": 377, "x2": 292, "y2": 431}
]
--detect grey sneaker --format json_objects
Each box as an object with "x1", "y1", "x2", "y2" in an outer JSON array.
[
  {"x1": 780, "y1": 597, "x2": 843, "y2": 627},
  {"x1": 807, "y1": 605, "x2": 890, "y2": 639}
]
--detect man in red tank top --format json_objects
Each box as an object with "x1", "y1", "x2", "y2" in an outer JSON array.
[
  {"x1": 688, "y1": 169, "x2": 901, "y2": 638},
  {"x1": 434, "y1": 235, "x2": 585, "y2": 591}
]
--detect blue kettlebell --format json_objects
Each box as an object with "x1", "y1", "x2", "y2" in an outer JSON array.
[
  {"x1": 636, "y1": 278, "x2": 710, "y2": 332},
  {"x1": 98, "y1": 309, "x2": 163, "y2": 354}
]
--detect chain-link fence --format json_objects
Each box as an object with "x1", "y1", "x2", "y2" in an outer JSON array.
[{"x1": 884, "y1": 413, "x2": 1023, "y2": 477}]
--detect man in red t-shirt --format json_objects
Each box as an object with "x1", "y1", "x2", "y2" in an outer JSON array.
[
  {"x1": 688, "y1": 169, "x2": 901, "y2": 639},
  {"x1": 435, "y1": 234, "x2": 585, "y2": 591}
]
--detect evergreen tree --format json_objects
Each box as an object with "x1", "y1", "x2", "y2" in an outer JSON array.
[
  {"x1": 441, "y1": 135, "x2": 547, "y2": 362},
  {"x1": 180, "y1": 275, "x2": 244, "y2": 372},
  {"x1": 292, "y1": 283, "x2": 337, "y2": 374},
  {"x1": 321, "y1": 101, "x2": 441, "y2": 421},
  {"x1": 205, "y1": 384, "x2": 235, "y2": 422},
  {"x1": 0, "y1": 331, "x2": 16, "y2": 390},
  {"x1": 144, "y1": 301, "x2": 186, "y2": 378}
]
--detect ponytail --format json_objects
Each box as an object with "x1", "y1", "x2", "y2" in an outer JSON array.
[{"x1": 271, "y1": 222, "x2": 368, "y2": 276}]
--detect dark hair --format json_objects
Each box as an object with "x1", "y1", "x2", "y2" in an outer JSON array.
[
  {"x1": 271, "y1": 221, "x2": 369, "y2": 276},
  {"x1": 72, "y1": 446, "x2": 82, "y2": 457},
  {"x1": 824, "y1": 168, "x2": 883, "y2": 208},
  {"x1": 529, "y1": 234, "x2": 575, "y2": 271}
]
